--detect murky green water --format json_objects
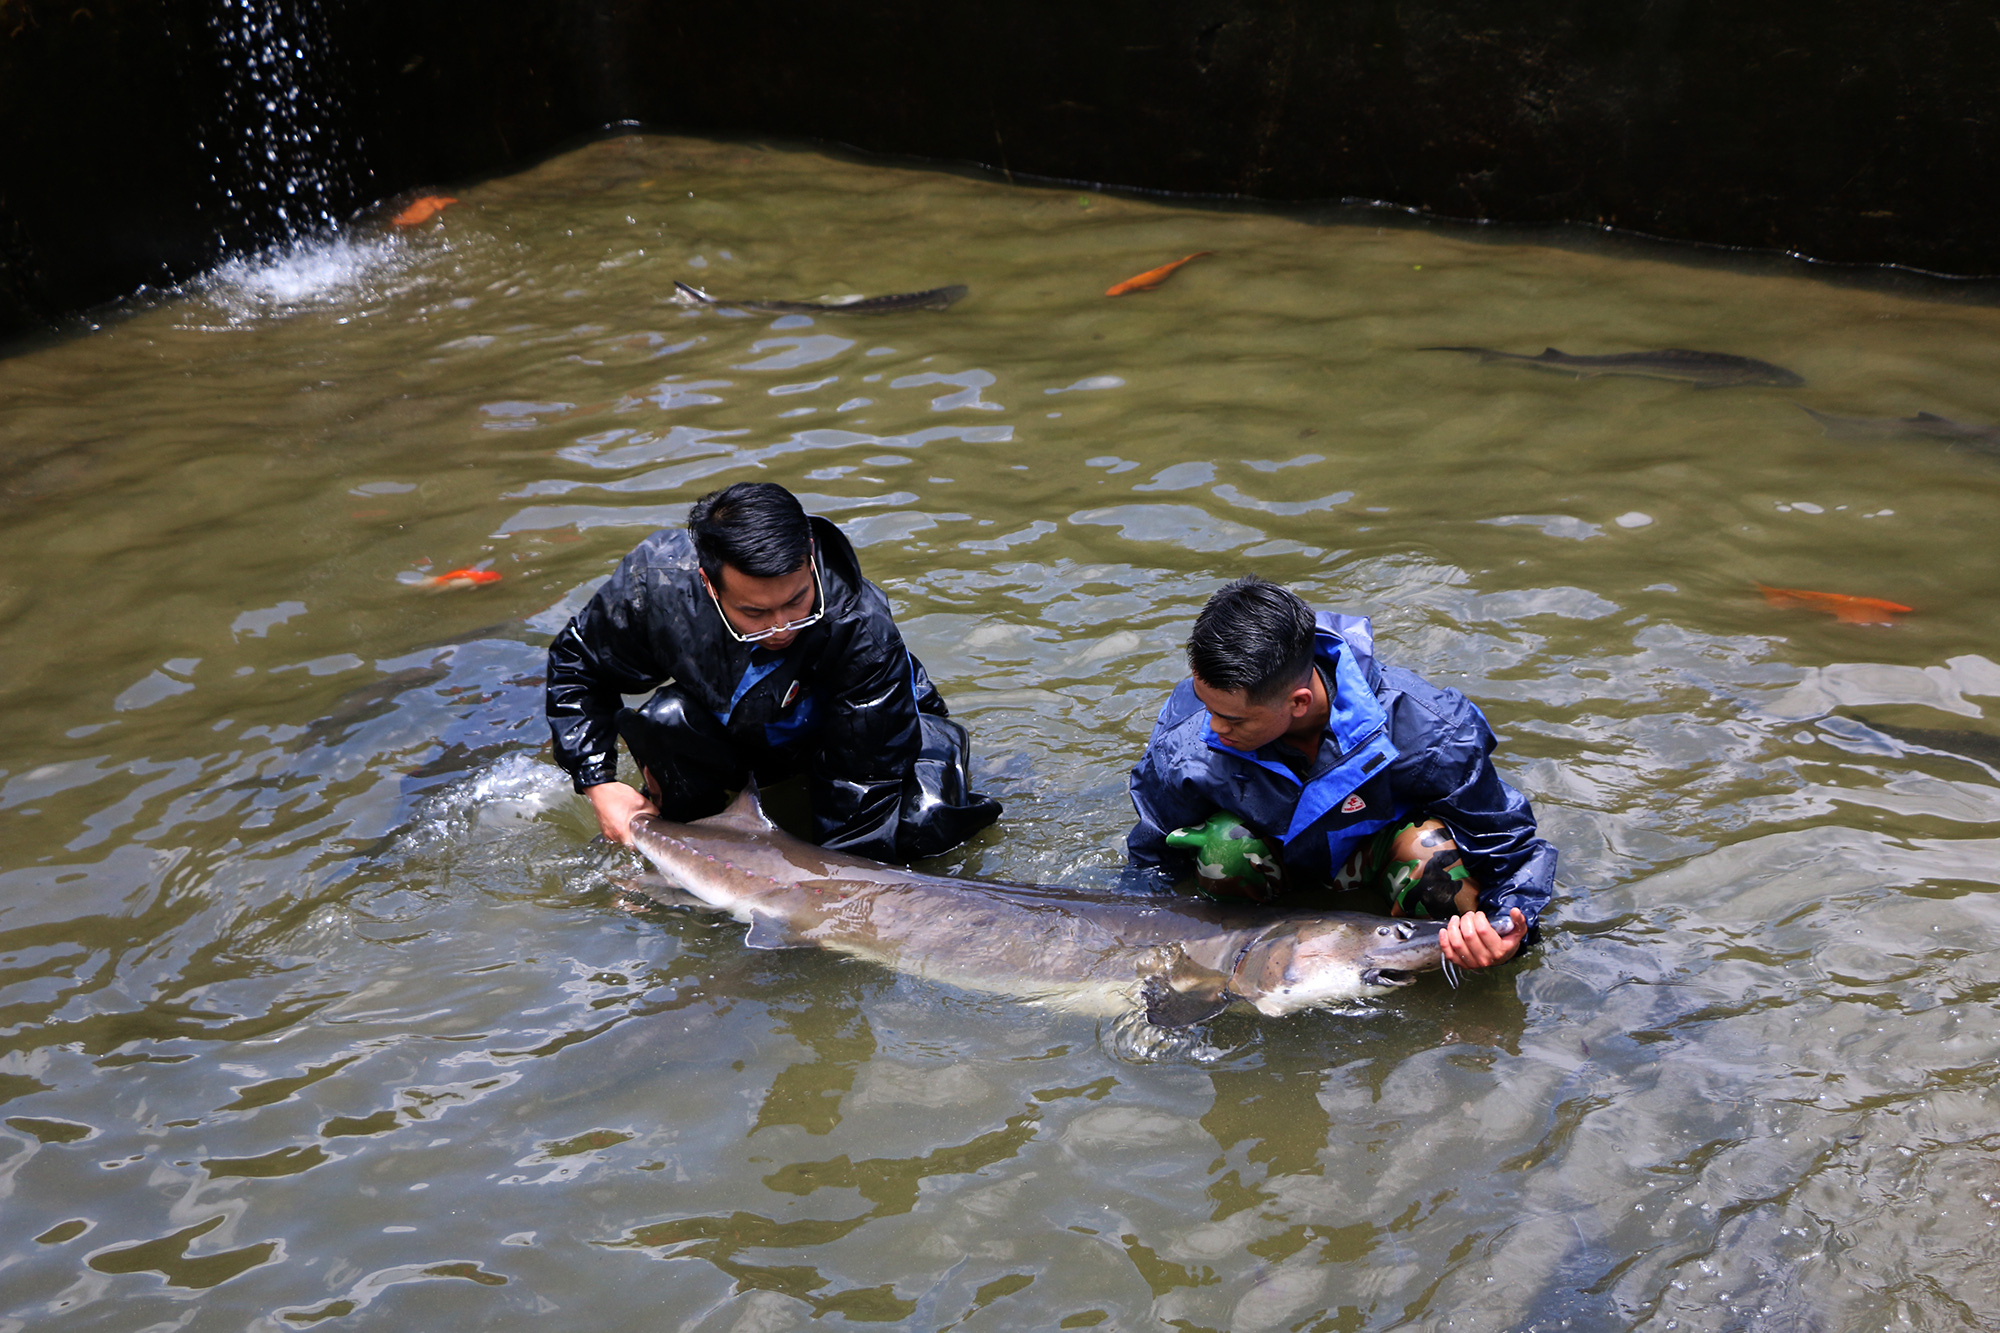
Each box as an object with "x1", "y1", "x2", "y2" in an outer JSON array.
[{"x1": 4, "y1": 133, "x2": 2000, "y2": 1331}]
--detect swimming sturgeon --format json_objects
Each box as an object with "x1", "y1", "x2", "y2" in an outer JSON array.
[
  {"x1": 626, "y1": 787, "x2": 1479, "y2": 1029},
  {"x1": 1421, "y1": 345, "x2": 1805, "y2": 387},
  {"x1": 1853, "y1": 717, "x2": 2000, "y2": 770},
  {"x1": 1800, "y1": 406, "x2": 2000, "y2": 454},
  {"x1": 671, "y1": 279, "x2": 967, "y2": 314}
]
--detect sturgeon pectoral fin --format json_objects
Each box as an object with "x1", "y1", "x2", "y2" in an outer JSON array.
[
  {"x1": 609, "y1": 873, "x2": 711, "y2": 911},
  {"x1": 1142, "y1": 975, "x2": 1231, "y2": 1028},
  {"x1": 744, "y1": 912, "x2": 812, "y2": 950},
  {"x1": 1140, "y1": 949, "x2": 1235, "y2": 1028}
]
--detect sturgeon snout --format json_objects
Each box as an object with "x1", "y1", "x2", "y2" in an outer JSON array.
[
  {"x1": 1245, "y1": 917, "x2": 1446, "y2": 1016},
  {"x1": 1359, "y1": 916, "x2": 1445, "y2": 989}
]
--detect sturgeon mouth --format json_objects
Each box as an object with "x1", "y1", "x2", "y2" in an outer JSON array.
[{"x1": 1355, "y1": 919, "x2": 1446, "y2": 991}]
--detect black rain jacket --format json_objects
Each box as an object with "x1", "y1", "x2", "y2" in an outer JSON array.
[{"x1": 546, "y1": 517, "x2": 972, "y2": 858}]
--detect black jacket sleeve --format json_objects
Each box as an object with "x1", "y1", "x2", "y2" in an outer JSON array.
[
  {"x1": 809, "y1": 609, "x2": 925, "y2": 858},
  {"x1": 545, "y1": 556, "x2": 673, "y2": 793}
]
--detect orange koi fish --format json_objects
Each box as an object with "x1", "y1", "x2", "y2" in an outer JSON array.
[
  {"x1": 1105, "y1": 251, "x2": 1214, "y2": 296},
  {"x1": 409, "y1": 567, "x2": 502, "y2": 590},
  {"x1": 1756, "y1": 582, "x2": 1911, "y2": 624},
  {"x1": 392, "y1": 196, "x2": 458, "y2": 227}
]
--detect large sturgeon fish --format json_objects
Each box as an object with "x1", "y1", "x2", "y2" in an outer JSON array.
[
  {"x1": 672, "y1": 279, "x2": 967, "y2": 315},
  {"x1": 626, "y1": 787, "x2": 1484, "y2": 1030},
  {"x1": 1421, "y1": 344, "x2": 1805, "y2": 387},
  {"x1": 1800, "y1": 406, "x2": 2000, "y2": 454}
]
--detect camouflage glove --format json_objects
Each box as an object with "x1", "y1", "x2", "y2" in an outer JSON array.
[
  {"x1": 1386, "y1": 844, "x2": 1473, "y2": 919},
  {"x1": 1165, "y1": 811, "x2": 1283, "y2": 903}
]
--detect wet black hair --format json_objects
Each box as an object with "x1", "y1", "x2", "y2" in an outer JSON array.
[
  {"x1": 1187, "y1": 576, "x2": 1316, "y2": 703},
  {"x1": 688, "y1": 482, "x2": 812, "y2": 584}
]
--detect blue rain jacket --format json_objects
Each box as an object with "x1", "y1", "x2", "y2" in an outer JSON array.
[{"x1": 1127, "y1": 612, "x2": 1556, "y2": 937}]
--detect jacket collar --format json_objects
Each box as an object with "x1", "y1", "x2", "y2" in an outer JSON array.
[
  {"x1": 805, "y1": 514, "x2": 868, "y2": 620},
  {"x1": 1201, "y1": 629, "x2": 1390, "y2": 781}
]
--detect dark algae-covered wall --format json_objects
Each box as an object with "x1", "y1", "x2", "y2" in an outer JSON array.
[{"x1": 4, "y1": 0, "x2": 1999, "y2": 336}]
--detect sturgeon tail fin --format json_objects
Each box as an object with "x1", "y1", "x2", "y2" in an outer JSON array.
[{"x1": 1416, "y1": 346, "x2": 1530, "y2": 364}]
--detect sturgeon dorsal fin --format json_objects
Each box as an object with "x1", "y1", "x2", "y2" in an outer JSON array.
[{"x1": 699, "y1": 781, "x2": 778, "y2": 834}]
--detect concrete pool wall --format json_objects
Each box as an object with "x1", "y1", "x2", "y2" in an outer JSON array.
[{"x1": 3, "y1": 0, "x2": 1996, "y2": 338}]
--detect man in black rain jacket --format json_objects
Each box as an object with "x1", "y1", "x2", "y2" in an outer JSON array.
[{"x1": 546, "y1": 482, "x2": 1000, "y2": 861}]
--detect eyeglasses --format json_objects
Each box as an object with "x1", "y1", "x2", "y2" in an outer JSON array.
[{"x1": 701, "y1": 544, "x2": 825, "y2": 644}]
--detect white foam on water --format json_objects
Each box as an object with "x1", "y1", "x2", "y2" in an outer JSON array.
[
  {"x1": 396, "y1": 751, "x2": 578, "y2": 852},
  {"x1": 442, "y1": 752, "x2": 571, "y2": 819},
  {"x1": 196, "y1": 232, "x2": 403, "y2": 320}
]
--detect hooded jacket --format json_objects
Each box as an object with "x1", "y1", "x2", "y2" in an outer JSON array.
[
  {"x1": 546, "y1": 517, "x2": 970, "y2": 858},
  {"x1": 1127, "y1": 612, "x2": 1556, "y2": 937}
]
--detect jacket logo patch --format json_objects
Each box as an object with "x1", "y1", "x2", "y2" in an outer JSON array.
[
  {"x1": 1340, "y1": 794, "x2": 1366, "y2": 814},
  {"x1": 780, "y1": 680, "x2": 802, "y2": 710}
]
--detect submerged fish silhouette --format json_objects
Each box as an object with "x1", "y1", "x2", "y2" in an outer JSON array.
[
  {"x1": 391, "y1": 196, "x2": 457, "y2": 226},
  {"x1": 1800, "y1": 407, "x2": 2000, "y2": 453},
  {"x1": 302, "y1": 665, "x2": 452, "y2": 744},
  {"x1": 1756, "y1": 582, "x2": 1910, "y2": 625},
  {"x1": 1422, "y1": 345, "x2": 1805, "y2": 388},
  {"x1": 1855, "y1": 718, "x2": 2000, "y2": 770},
  {"x1": 672, "y1": 280, "x2": 966, "y2": 314},
  {"x1": 1106, "y1": 251, "x2": 1214, "y2": 296},
  {"x1": 626, "y1": 784, "x2": 1485, "y2": 1031}
]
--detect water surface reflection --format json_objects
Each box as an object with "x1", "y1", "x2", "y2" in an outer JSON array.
[{"x1": 2, "y1": 134, "x2": 1999, "y2": 1331}]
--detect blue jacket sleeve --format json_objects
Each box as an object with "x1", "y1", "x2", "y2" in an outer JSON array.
[
  {"x1": 1384, "y1": 668, "x2": 1556, "y2": 936},
  {"x1": 1126, "y1": 728, "x2": 1216, "y2": 871}
]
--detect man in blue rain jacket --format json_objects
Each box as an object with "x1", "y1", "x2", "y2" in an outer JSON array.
[{"x1": 1128, "y1": 576, "x2": 1555, "y2": 969}]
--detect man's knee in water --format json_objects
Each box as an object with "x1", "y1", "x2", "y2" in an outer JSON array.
[{"x1": 617, "y1": 687, "x2": 746, "y2": 822}]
